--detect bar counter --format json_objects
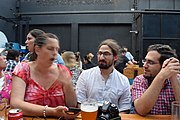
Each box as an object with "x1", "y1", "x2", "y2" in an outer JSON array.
[{"x1": 23, "y1": 114, "x2": 171, "y2": 120}]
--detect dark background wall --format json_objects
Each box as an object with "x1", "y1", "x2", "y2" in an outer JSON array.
[
  {"x1": 18, "y1": 0, "x2": 134, "y2": 63},
  {"x1": 0, "y1": 0, "x2": 17, "y2": 42},
  {"x1": 1, "y1": 0, "x2": 180, "y2": 64}
]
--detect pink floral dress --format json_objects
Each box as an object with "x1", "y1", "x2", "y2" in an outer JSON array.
[
  {"x1": 0, "y1": 73, "x2": 12, "y2": 104},
  {"x1": 12, "y1": 62, "x2": 70, "y2": 107}
]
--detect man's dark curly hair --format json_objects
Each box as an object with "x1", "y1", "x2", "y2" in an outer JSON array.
[{"x1": 147, "y1": 44, "x2": 178, "y2": 65}]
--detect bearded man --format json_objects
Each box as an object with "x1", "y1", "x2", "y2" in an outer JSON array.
[{"x1": 76, "y1": 39, "x2": 131, "y2": 113}]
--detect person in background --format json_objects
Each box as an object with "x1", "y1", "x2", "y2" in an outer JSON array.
[
  {"x1": 23, "y1": 29, "x2": 65, "y2": 65},
  {"x1": 55, "y1": 53, "x2": 65, "y2": 65},
  {"x1": 87, "y1": 52, "x2": 94, "y2": 62},
  {"x1": 74, "y1": 51, "x2": 82, "y2": 69},
  {"x1": 131, "y1": 44, "x2": 180, "y2": 115},
  {"x1": 82, "y1": 53, "x2": 96, "y2": 70},
  {"x1": 0, "y1": 49, "x2": 12, "y2": 104},
  {"x1": 115, "y1": 48, "x2": 133, "y2": 73},
  {"x1": 10, "y1": 33, "x2": 78, "y2": 119},
  {"x1": 123, "y1": 47, "x2": 137, "y2": 64},
  {"x1": 62, "y1": 51, "x2": 83, "y2": 88},
  {"x1": 24, "y1": 29, "x2": 45, "y2": 61},
  {"x1": 76, "y1": 39, "x2": 131, "y2": 113},
  {"x1": 4, "y1": 49, "x2": 20, "y2": 73}
]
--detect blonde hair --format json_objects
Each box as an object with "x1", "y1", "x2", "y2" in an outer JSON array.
[{"x1": 62, "y1": 51, "x2": 77, "y2": 68}]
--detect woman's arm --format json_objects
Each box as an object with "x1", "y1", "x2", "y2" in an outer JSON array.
[
  {"x1": 10, "y1": 76, "x2": 77, "y2": 119},
  {"x1": 58, "y1": 67, "x2": 77, "y2": 107}
]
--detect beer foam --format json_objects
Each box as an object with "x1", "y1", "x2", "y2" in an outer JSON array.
[{"x1": 81, "y1": 105, "x2": 98, "y2": 112}]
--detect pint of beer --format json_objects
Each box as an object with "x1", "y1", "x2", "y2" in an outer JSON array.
[{"x1": 80, "y1": 99, "x2": 98, "y2": 120}]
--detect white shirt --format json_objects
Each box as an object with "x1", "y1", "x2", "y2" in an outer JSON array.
[
  {"x1": 76, "y1": 66, "x2": 131, "y2": 112},
  {"x1": 125, "y1": 52, "x2": 134, "y2": 61}
]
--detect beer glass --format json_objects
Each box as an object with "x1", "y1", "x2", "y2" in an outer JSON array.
[
  {"x1": 171, "y1": 101, "x2": 180, "y2": 120},
  {"x1": 80, "y1": 99, "x2": 98, "y2": 120},
  {"x1": 0, "y1": 101, "x2": 7, "y2": 120}
]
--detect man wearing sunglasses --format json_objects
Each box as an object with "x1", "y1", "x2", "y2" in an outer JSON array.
[
  {"x1": 76, "y1": 39, "x2": 131, "y2": 113},
  {"x1": 131, "y1": 44, "x2": 180, "y2": 115}
]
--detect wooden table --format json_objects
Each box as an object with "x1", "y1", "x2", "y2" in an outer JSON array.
[
  {"x1": 119, "y1": 114, "x2": 171, "y2": 120},
  {"x1": 23, "y1": 114, "x2": 171, "y2": 120}
]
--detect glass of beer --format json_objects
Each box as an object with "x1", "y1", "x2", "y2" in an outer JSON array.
[
  {"x1": 171, "y1": 101, "x2": 180, "y2": 120},
  {"x1": 80, "y1": 99, "x2": 98, "y2": 120}
]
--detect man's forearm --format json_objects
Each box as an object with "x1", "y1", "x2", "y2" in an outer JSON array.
[
  {"x1": 171, "y1": 76, "x2": 180, "y2": 101},
  {"x1": 134, "y1": 75, "x2": 165, "y2": 115}
]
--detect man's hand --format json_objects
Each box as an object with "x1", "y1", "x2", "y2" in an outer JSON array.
[{"x1": 161, "y1": 57, "x2": 180, "y2": 80}]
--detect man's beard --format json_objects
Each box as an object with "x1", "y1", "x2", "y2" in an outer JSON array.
[
  {"x1": 98, "y1": 60, "x2": 113, "y2": 69},
  {"x1": 143, "y1": 75, "x2": 155, "y2": 86}
]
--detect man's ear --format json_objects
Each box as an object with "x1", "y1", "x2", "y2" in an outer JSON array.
[{"x1": 114, "y1": 55, "x2": 119, "y2": 61}]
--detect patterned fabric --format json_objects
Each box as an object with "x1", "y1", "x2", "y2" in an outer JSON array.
[
  {"x1": 4, "y1": 60, "x2": 18, "y2": 73},
  {"x1": 0, "y1": 73, "x2": 12, "y2": 104},
  {"x1": 12, "y1": 62, "x2": 70, "y2": 107},
  {"x1": 69, "y1": 65, "x2": 82, "y2": 88},
  {"x1": 131, "y1": 74, "x2": 179, "y2": 115}
]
